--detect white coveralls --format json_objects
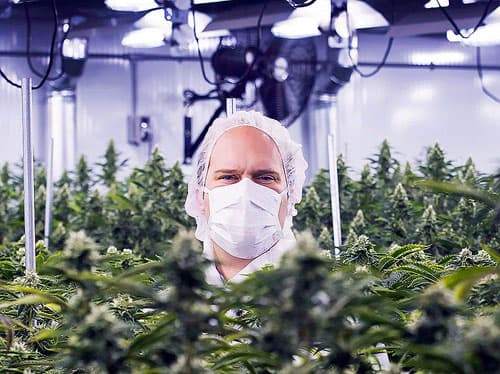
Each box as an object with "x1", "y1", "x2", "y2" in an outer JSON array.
[{"x1": 203, "y1": 231, "x2": 297, "y2": 286}]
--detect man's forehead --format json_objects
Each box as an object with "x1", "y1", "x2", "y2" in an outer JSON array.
[
  {"x1": 215, "y1": 125, "x2": 277, "y2": 144},
  {"x1": 208, "y1": 126, "x2": 284, "y2": 173},
  {"x1": 210, "y1": 158, "x2": 283, "y2": 173}
]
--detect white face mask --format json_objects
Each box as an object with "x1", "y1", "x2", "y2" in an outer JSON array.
[{"x1": 204, "y1": 178, "x2": 287, "y2": 259}]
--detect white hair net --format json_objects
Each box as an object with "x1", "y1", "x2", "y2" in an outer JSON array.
[{"x1": 185, "y1": 110, "x2": 308, "y2": 241}]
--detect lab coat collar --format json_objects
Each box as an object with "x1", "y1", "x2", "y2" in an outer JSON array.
[{"x1": 202, "y1": 235, "x2": 296, "y2": 287}]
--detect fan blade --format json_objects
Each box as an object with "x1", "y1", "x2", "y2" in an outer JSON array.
[
  {"x1": 260, "y1": 38, "x2": 316, "y2": 127},
  {"x1": 259, "y1": 78, "x2": 290, "y2": 121}
]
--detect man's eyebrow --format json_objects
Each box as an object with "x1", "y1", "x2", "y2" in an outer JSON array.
[
  {"x1": 252, "y1": 169, "x2": 281, "y2": 177},
  {"x1": 213, "y1": 169, "x2": 241, "y2": 174}
]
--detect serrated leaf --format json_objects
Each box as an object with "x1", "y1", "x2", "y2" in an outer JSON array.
[
  {"x1": 28, "y1": 328, "x2": 61, "y2": 343},
  {"x1": 109, "y1": 193, "x2": 137, "y2": 211},
  {"x1": 442, "y1": 266, "x2": 499, "y2": 300},
  {"x1": 0, "y1": 294, "x2": 62, "y2": 309},
  {"x1": 0, "y1": 284, "x2": 67, "y2": 307},
  {"x1": 481, "y1": 243, "x2": 500, "y2": 264},
  {"x1": 390, "y1": 244, "x2": 428, "y2": 259},
  {"x1": 211, "y1": 350, "x2": 276, "y2": 370},
  {"x1": 127, "y1": 315, "x2": 176, "y2": 355},
  {"x1": 414, "y1": 180, "x2": 499, "y2": 209}
]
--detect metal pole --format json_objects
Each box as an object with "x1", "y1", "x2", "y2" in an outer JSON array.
[
  {"x1": 327, "y1": 98, "x2": 342, "y2": 260},
  {"x1": 131, "y1": 59, "x2": 137, "y2": 121},
  {"x1": 183, "y1": 105, "x2": 193, "y2": 164},
  {"x1": 226, "y1": 98, "x2": 237, "y2": 116},
  {"x1": 44, "y1": 137, "x2": 54, "y2": 249},
  {"x1": 22, "y1": 78, "x2": 36, "y2": 273}
]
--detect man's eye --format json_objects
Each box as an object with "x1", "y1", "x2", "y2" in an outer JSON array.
[
  {"x1": 219, "y1": 175, "x2": 237, "y2": 181},
  {"x1": 258, "y1": 175, "x2": 276, "y2": 182}
]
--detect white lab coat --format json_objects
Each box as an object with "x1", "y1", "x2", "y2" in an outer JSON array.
[{"x1": 202, "y1": 235, "x2": 297, "y2": 286}]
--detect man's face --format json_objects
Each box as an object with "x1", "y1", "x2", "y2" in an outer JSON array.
[{"x1": 203, "y1": 126, "x2": 288, "y2": 228}]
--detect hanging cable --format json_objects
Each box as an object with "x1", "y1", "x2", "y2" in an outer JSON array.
[
  {"x1": 191, "y1": 0, "x2": 268, "y2": 87},
  {"x1": 342, "y1": 1, "x2": 393, "y2": 78},
  {"x1": 285, "y1": 0, "x2": 318, "y2": 8},
  {"x1": 32, "y1": 0, "x2": 58, "y2": 89},
  {"x1": 476, "y1": 47, "x2": 500, "y2": 103},
  {"x1": 0, "y1": 67, "x2": 22, "y2": 88},
  {"x1": 436, "y1": 0, "x2": 494, "y2": 39},
  {"x1": 0, "y1": 0, "x2": 58, "y2": 89},
  {"x1": 349, "y1": 36, "x2": 394, "y2": 78},
  {"x1": 25, "y1": 3, "x2": 70, "y2": 81}
]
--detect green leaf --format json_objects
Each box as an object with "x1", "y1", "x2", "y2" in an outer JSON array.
[
  {"x1": 109, "y1": 193, "x2": 137, "y2": 211},
  {"x1": 115, "y1": 261, "x2": 164, "y2": 280},
  {"x1": 379, "y1": 244, "x2": 429, "y2": 271},
  {"x1": 28, "y1": 328, "x2": 61, "y2": 343},
  {"x1": 0, "y1": 284, "x2": 67, "y2": 307},
  {"x1": 414, "y1": 180, "x2": 499, "y2": 209},
  {"x1": 0, "y1": 294, "x2": 63, "y2": 309},
  {"x1": 391, "y1": 265, "x2": 439, "y2": 283},
  {"x1": 127, "y1": 315, "x2": 176, "y2": 355},
  {"x1": 211, "y1": 350, "x2": 277, "y2": 370},
  {"x1": 481, "y1": 243, "x2": 500, "y2": 264},
  {"x1": 390, "y1": 244, "x2": 428, "y2": 259},
  {"x1": 441, "y1": 266, "x2": 499, "y2": 299}
]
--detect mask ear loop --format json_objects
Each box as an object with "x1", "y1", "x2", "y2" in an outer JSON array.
[
  {"x1": 201, "y1": 155, "x2": 212, "y2": 201},
  {"x1": 278, "y1": 152, "x2": 292, "y2": 216}
]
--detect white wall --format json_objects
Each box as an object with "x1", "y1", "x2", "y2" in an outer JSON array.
[
  {"x1": 334, "y1": 34, "x2": 500, "y2": 175},
  {"x1": 337, "y1": 66, "x2": 500, "y2": 174},
  {"x1": 1, "y1": 21, "x2": 499, "y2": 181}
]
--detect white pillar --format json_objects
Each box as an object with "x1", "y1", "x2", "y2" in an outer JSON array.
[{"x1": 47, "y1": 89, "x2": 77, "y2": 180}]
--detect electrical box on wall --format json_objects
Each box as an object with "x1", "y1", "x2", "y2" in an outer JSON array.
[{"x1": 127, "y1": 116, "x2": 152, "y2": 146}]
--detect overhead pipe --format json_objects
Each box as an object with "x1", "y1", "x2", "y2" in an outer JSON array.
[{"x1": 1, "y1": 50, "x2": 500, "y2": 71}]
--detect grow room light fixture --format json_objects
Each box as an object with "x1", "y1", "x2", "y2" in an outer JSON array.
[
  {"x1": 122, "y1": 27, "x2": 169, "y2": 48},
  {"x1": 169, "y1": 9, "x2": 226, "y2": 40},
  {"x1": 271, "y1": 0, "x2": 388, "y2": 39},
  {"x1": 447, "y1": 23, "x2": 500, "y2": 46},
  {"x1": 192, "y1": 0, "x2": 231, "y2": 3},
  {"x1": 272, "y1": 0, "x2": 328, "y2": 39},
  {"x1": 271, "y1": 17, "x2": 321, "y2": 39},
  {"x1": 484, "y1": 5, "x2": 500, "y2": 23},
  {"x1": 105, "y1": 0, "x2": 158, "y2": 12},
  {"x1": 61, "y1": 38, "x2": 88, "y2": 77},
  {"x1": 62, "y1": 38, "x2": 87, "y2": 60},
  {"x1": 424, "y1": 0, "x2": 449, "y2": 8},
  {"x1": 134, "y1": 8, "x2": 170, "y2": 28},
  {"x1": 332, "y1": 1, "x2": 389, "y2": 39},
  {"x1": 127, "y1": 8, "x2": 220, "y2": 48}
]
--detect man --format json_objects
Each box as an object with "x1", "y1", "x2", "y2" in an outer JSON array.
[{"x1": 185, "y1": 111, "x2": 307, "y2": 286}]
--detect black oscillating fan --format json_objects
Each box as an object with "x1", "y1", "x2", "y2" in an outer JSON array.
[{"x1": 211, "y1": 37, "x2": 317, "y2": 127}]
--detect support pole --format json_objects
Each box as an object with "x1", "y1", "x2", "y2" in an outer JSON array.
[
  {"x1": 22, "y1": 78, "x2": 36, "y2": 273},
  {"x1": 226, "y1": 98, "x2": 237, "y2": 116},
  {"x1": 131, "y1": 59, "x2": 137, "y2": 121},
  {"x1": 44, "y1": 137, "x2": 54, "y2": 249},
  {"x1": 327, "y1": 99, "x2": 342, "y2": 260}
]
